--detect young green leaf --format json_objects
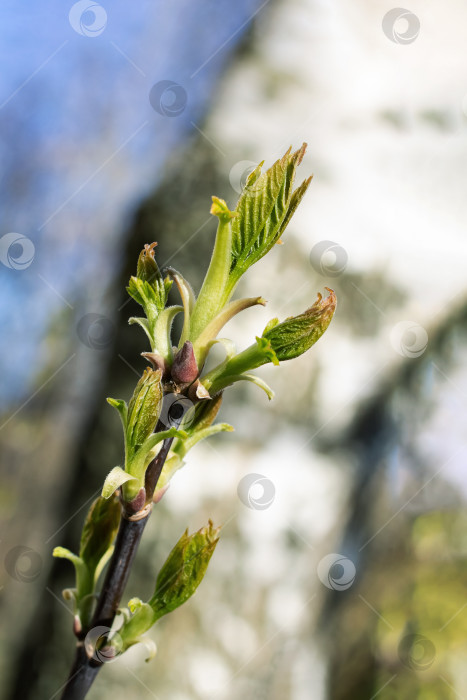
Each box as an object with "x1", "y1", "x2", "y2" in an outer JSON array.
[
  {"x1": 185, "y1": 392, "x2": 224, "y2": 435},
  {"x1": 166, "y1": 267, "x2": 196, "y2": 348},
  {"x1": 54, "y1": 495, "x2": 120, "y2": 628},
  {"x1": 79, "y1": 495, "x2": 121, "y2": 575},
  {"x1": 130, "y1": 243, "x2": 171, "y2": 312},
  {"x1": 126, "y1": 368, "x2": 163, "y2": 450},
  {"x1": 102, "y1": 466, "x2": 137, "y2": 499},
  {"x1": 118, "y1": 601, "x2": 157, "y2": 653},
  {"x1": 224, "y1": 144, "x2": 311, "y2": 301},
  {"x1": 152, "y1": 305, "x2": 183, "y2": 363},
  {"x1": 173, "y1": 423, "x2": 233, "y2": 457},
  {"x1": 118, "y1": 522, "x2": 220, "y2": 654},
  {"x1": 128, "y1": 315, "x2": 153, "y2": 347},
  {"x1": 106, "y1": 398, "x2": 128, "y2": 431},
  {"x1": 127, "y1": 244, "x2": 173, "y2": 350},
  {"x1": 149, "y1": 520, "x2": 220, "y2": 618},
  {"x1": 262, "y1": 288, "x2": 336, "y2": 361},
  {"x1": 202, "y1": 289, "x2": 336, "y2": 396},
  {"x1": 206, "y1": 373, "x2": 275, "y2": 401},
  {"x1": 53, "y1": 547, "x2": 85, "y2": 574}
]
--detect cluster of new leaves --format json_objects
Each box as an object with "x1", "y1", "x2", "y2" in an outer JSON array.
[
  {"x1": 53, "y1": 495, "x2": 120, "y2": 631},
  {"x1": 117, "y1": 521, "x2": 220, "y2": 658},
  {"x1": 54, "y1": 144, "x2": 336, "y2": 661}
]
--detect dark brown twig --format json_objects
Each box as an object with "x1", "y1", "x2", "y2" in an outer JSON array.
[{"x1": 60, "y1": 436, "x2": 174, "y2": 700}]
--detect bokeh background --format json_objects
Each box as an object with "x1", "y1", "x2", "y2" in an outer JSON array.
[{"x1": 1, "y1": 1, "x2": 467, "y2": 698}]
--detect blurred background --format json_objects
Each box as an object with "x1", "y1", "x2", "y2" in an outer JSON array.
[{"x1": 1, "y1": 1, "x2": 467, "y2": 698}]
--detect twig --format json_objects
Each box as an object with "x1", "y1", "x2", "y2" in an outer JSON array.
[{"x1": 60, "y1": 440, "x2": 172, "y2": 700}]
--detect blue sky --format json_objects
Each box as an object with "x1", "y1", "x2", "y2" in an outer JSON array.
[{"x1": 0, "y1": 0, "x2": 263, "y2": 407}]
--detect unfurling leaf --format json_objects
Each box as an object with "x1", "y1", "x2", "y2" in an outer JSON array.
[
  {"x1": 54, "y1": 495, "x2": 120, "y2": 628},
  {"x1": 211, "y1": 373, "x2": 275, "y2": 401},
  {"x1": 174, "y1": 423, "x2": 234, "y2": 456},
  {"x1": 106, "y1": 397, "x2": 128, "y2": 431},
  {"x1": 126, "y1": 368, "x2": 163, "y2": 449},
  {"x1": 152, "y1": 305, "x2": 183, "y2": 363},
  {"x1": 53, "y1": 547, "x2": 84, "y2": 571},
  {"x1": 118, "y1": 521, "x2": 220, "y2": 652},
  {"x1": 149, "y1": 520, "x2": 220, "y2": 618},
  {"x1": 225, "y1": 144, "x2": 311, "y2": 300},
  {"x1": 166, "y1": 267, "x2": 196, "y2": 347},
  {"x1": 79, "y1": 495, "x2": 120, "y2": 572},
  {"x1": 131, "y1": 243, "x2": 172, "y2": 312},
  {"x1": 186, "y1": 393, "x2": 224, "y2": 435},
  {"x1": 263, "y1": 287, "x2": 336, "y2": 361},
  {"x1": 126, "y1": 244, "x2": 173, "y2": 350},
  {"x1": 102, "y1": 466, "x2": 137, "y2": 499},
  {"x1": 201, "y1": 289, "x2": 336, "y2": 397},
  {"x1": 136, "y1": 243, "x2": 162, "y2": 286}
]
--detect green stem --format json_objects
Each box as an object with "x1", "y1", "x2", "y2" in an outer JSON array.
[{"x1": 190, "y1": 212, "x2": 233, "y2": 341}]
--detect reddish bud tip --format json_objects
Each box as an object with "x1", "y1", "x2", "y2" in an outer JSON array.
[{"x1": 171, "y1": 341, "x2": 199, "y2": 385}]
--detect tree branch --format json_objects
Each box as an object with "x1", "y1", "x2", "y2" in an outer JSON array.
[{"x1": 60, "y1": 437, "x2": 173, "y2": 700}]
